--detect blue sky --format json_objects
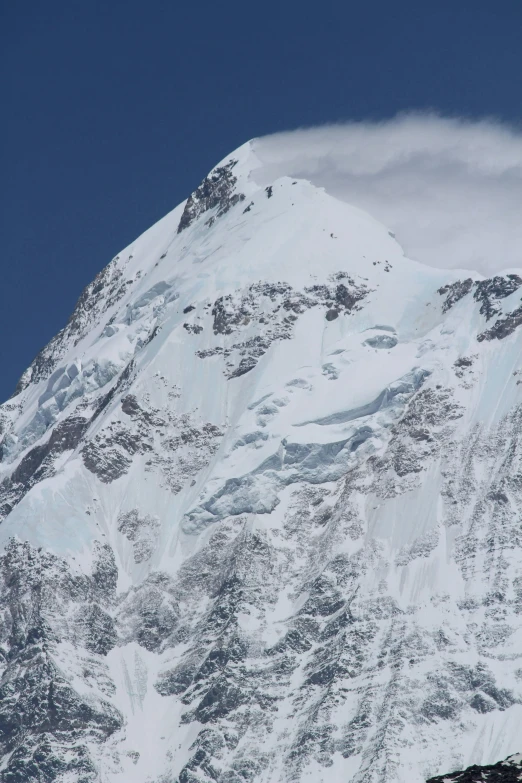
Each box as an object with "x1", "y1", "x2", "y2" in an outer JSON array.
[{"x1": 2, "y1": 0, "x2": 522, "y2": 401}]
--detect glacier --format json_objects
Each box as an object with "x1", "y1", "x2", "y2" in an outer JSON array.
[{"x1": 0, "y1": 140, "x2": 521, "y2": 782}]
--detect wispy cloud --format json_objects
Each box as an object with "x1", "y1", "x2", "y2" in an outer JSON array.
[{"x1": 254, "y1": 115, "x2": 522, "y2": 274}]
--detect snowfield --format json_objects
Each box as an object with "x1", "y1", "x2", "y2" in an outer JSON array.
[{"x1": 0, "y1": 139, "x2": 521, "y2": 782}]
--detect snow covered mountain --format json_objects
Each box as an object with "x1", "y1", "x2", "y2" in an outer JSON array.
[
  {"x1": 1, "y1": 140, "x2": 522, "y2": 783},
  {"x1": 427, "y1": 752, "x2": 522, "y2": 782}
]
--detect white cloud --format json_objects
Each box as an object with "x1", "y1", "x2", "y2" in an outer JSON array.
[{"x1": 253, "y1": 115, "x2": 522, "y2": 274}]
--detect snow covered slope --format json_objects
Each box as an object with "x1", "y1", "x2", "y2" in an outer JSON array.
[{"x1": 1, "y1": 140, "x2": 522, "y2": 783}]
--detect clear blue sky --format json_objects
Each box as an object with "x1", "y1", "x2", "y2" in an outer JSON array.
[{"x1": 2, "y1": 0, "x2": 521, "y2": 401}]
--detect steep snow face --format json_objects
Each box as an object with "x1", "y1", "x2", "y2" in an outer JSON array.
[{"x1": 1, "y1": 141, "x2": 522, "y2": 783}]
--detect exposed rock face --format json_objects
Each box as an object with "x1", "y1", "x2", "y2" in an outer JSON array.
[
  {"x1": 473, "y1": 274, "x2": 522, "y2": 320},
  {"x1": 15, "y1": 257, "x2": 138, "y2": 394},
  {"x1": 478, "y1": 304, "x2": 522, "y2": 341},
  {"x1": 426, "y1": 752, "x2": 522, "y2": 782},
  {"x1": 0, "y1": 414, "x2": 89, "y2": 520},
  {"x1": 438, "y1": 274, "x2": 522, "y2": 343},
  {"x1": 177, "y1": 159, "x2": 245, "y2": 233},
  {"x1": 117, "y1": 509, "x2": 160, "y2": 563},
  {"x1": 0, "y1": 142, "x2": 522, "y2": 782},
  {"x1": 437, "y1": 278, "x2": 474, "y2": 312},
  {"x1": 0, "y1": 540, "x2": 122, "y2": 782},
  {"x1": 195, "y1": 276, "x2": 370, "y2": 379}
]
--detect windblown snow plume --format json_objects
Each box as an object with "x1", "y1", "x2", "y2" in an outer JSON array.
[
  {"x1": 253, "y1": 114, "x2": 522, "y2": 273},
  {"x1": 0, "y1": 127, "x2": 522, "y2": 782}
]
